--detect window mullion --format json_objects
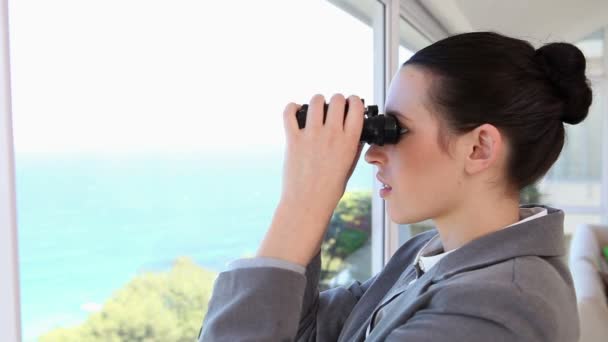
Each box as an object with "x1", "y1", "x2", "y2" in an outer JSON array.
[
  {"x1": 380, "y1": 0, "x2": 401, "y2": 266},
  {"x1": 601, "y1": 27, "x2": 608, "y2": 224},
  {"x1": 0, "y1": 0, "x2": 22, "y2": 340}
]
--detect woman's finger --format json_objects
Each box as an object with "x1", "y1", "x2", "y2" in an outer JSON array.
[
  {"x1": 344, "y1": 95, "x2": 365, "y2": 140},
  {"x1": 325, "y1": 93, "x2": 346, "y2": 131},
  {"x1": 283, "y1": 102, "x2": 301, "y2": 141},
  {"x1": 305, "y1": 94, "x2": 326, "y2": 132}
]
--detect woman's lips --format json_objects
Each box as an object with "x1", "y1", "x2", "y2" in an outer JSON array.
[
  {"x1": 376, "y1": 174, "x2": 392, "y2": 197},
  {"x1": 380, "y1": 186, "x2": 392, "y2": 198}
]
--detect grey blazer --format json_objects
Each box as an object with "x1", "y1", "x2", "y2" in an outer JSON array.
[{"x1": 199, "y1": 204, "x2": 579, "y2": 341}]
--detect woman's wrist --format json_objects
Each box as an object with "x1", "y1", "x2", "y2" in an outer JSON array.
[{"x1": 255, "y1": 200, "x2": 332, "y2": 267}]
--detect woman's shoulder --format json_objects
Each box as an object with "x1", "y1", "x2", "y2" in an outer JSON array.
[
  {"x1": 437, "y1": 254, "x2": 575, "y2": 299},
  {"x1": 427, "y1": 256, "x2": 578, "y2": 341}
]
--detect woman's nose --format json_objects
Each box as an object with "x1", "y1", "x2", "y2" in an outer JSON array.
[{"x1": 364, "y1": 144, "x2": 385, "y2": 166}]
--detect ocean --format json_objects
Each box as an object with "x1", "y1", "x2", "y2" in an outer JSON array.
[{"x1": 14, "y1": 149, "x2": 374, "y2": 341}]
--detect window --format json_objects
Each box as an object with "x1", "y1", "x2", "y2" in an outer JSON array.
[{"x1": 9, "y1": 0, "x2": 384, "y2": 340}]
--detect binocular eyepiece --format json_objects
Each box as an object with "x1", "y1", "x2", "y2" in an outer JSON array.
[{"x1": 295, "y1": 99, "x2": 408, "y2": 146}]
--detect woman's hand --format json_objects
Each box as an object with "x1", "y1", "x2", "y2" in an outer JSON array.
[
  {"x1": 256, "y1": 93, "x2": 365, "y2": 267},
  {"x1": 280, "y1": 93, "x2": 365, "y2": 216}
]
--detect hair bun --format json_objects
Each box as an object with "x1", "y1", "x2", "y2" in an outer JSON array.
[{"x1": 535, "y1": 42, "x2": 592, "y2": 125}]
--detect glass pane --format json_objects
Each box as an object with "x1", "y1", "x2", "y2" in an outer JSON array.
[
  {"x1": 575, "y1": 29, "x2": 604, "y2": 60},
  {"x1": 563, "y1": 213, "x2": 602, "y2": 262},
  {"x1": 399, "y1": 19, "x2": 416, "y2": 64},
  {"x1": 398, "y1": 219, "x2": 434, "y2": 245},
  {"x1": 538, "y1": 77, "x2": 603, "y2": 208},
  {"x1": 564, "y1": 214, "x2": 602, "y2": 236},
  {"x1": 399, "y1": 45, "x2": 415, "y2": 65},
  {"x1": 9, "y1": 0, "x2": 381, "y2": 340},
  {"x1": 564, "y1": 214, "x2": 601, "y2": 260}
]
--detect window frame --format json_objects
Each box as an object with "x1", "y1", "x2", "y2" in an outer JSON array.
[
  {"x1": 384, "y1": 1, "x2": 435, "y2": 259},
  {"x1": 0, "y1": 0, "x2": 22, "y2": 339},
  {"x1": 330, "y1": 0, "x2": 435, "y2": 266},
  {"x1": 326, "y1": 0, "x2": 395, "y2": 276},
  {"x1": 378, "y1": 0, "x2": 402, "y2": 264},
  {"x1": 398, "y1": 0, "x2": 449, "y2": 44}
]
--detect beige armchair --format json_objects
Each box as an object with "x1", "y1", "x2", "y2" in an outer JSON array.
[{"x1": 569, "y1": 223, "x2": 608, "y2": 342}]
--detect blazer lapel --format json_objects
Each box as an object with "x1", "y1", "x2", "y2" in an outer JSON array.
[{"x1": 345, "y1": 266, "x2": 440, "y2": 341}]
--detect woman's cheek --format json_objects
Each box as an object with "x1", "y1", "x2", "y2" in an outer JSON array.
[{"x1": 402, "y1": 142, "x2": 448, "y2": 197}]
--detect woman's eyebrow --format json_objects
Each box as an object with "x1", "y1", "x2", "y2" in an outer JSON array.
[{"x1": 385, "y1": 108, "x2": 411, "y2": 121}]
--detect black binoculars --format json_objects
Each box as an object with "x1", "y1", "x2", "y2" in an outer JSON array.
[{"x1": 295, "y1": 99, "x2": 408, "y2": 146}]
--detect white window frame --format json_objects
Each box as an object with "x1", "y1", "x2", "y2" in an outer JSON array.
[
  {"x1": 603, "y1": 57, "x2": 608, "y2": 225},
  {"x1": 0, "y1": 0, "x2": 22, "y2": 340},
  {"x1": 371, "y1": 0, "x2": 390, "y2": 275},
  {"x1": 326, "y1": 0, "x2": 393, "y2": 275},
  {"x1": 398, "y1": 0, "x2": 449, "y2": 44},
  {"x1": 376, "y1": 0, "x2": 401, "y2": 266}
]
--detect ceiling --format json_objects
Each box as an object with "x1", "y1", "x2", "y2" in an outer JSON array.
[{"x1": 419, "y1": 0, "x2": 608, "y2": 45}]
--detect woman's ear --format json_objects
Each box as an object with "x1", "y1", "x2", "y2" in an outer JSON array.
[{"x1": 463, "y1": 123, "x2": 503, "y2": 175}]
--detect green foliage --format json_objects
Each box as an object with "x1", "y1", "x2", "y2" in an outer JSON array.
[
  {"x1": 321, "y1": 190, "x2": 372, "y2": 284},
  {"x1": 332, "y1": 229, "x2": 368, "y2": 256},
  {"x1": 40, "y1": 257, "x2": 218, "y2": 342},
  {"x1": 329, "y1": 190, "x2": 372, "y2": 234}
]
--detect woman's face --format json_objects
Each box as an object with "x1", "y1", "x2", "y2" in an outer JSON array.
[{"x1": 364, "y1": 65, "x2": 467, "y2": 224}]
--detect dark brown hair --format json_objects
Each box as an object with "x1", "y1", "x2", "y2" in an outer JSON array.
[{"x1": 403, "y1": 31, "x2": 593, "y2": 191}]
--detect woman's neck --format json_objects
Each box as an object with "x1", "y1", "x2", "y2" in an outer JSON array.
[{"x1": 432, "y1": 194, "x2": 520, "y2": 252}]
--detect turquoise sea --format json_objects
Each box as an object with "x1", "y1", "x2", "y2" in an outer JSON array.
[{"x1": 14, "y1": 149, "x2": 373, "y2": 341}]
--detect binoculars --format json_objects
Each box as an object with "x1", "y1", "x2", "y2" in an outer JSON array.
[{"x1": 295, "y1": 99, "x2": 408, "y2": 146}]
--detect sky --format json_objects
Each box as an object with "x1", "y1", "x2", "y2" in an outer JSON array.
[{"x1": 7, "y1": 0, "x2": 414, "y2": 156}]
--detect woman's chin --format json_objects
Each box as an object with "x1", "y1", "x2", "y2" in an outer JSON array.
[
  {"x1": 386, "y1": 205, "x2": 407, "y2": 224},
  {"x1": 387, "y1": 203, "x2": 422, "y2": 225}
]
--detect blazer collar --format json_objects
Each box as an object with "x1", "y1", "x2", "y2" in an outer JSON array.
[{"x1": 428, "y1": 204, "x2": 565, "y2": 282}]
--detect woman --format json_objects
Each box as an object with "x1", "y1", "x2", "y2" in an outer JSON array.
[{"x1": 199, "y1": 31, "x2": 591, "y2": 341}]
